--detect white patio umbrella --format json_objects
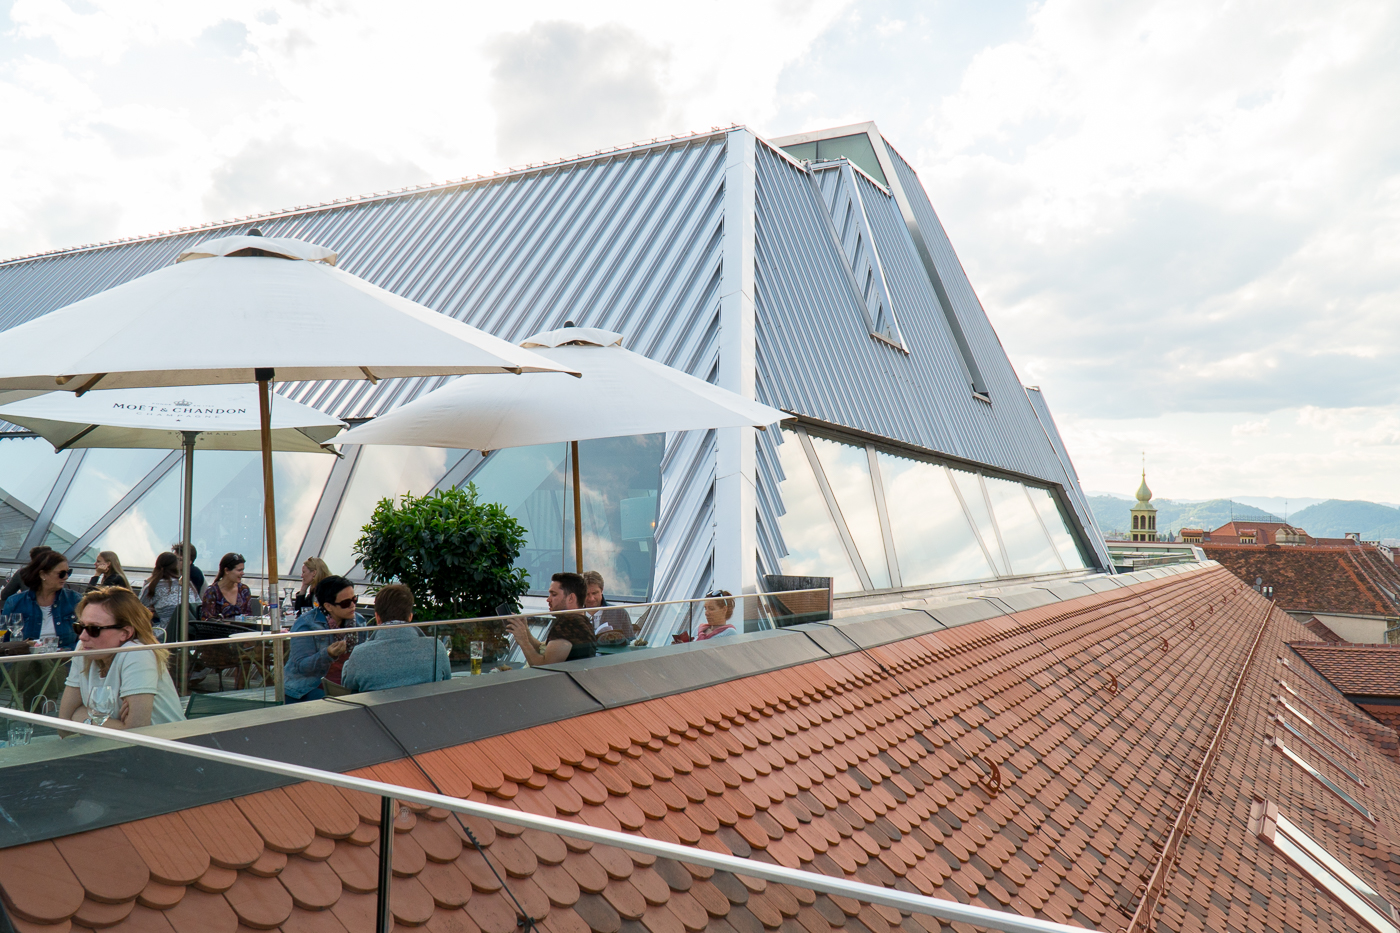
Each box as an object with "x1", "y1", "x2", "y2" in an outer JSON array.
[
  {"x1": 0, "y1": 231, "x2": 576, "y2": 700},
  {"x1": 335, "y1": 326, "x2": 792, "y2": 571},
  {"x1": 0, "y1": 385, "x2": 345, "y2": 686}
]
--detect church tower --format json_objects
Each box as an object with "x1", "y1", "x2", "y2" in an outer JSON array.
[{"x1": 1129, "y1": 469, "x2": 1157, "y2": 542}]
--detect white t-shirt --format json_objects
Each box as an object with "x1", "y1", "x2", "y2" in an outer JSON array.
[
  {"x1": 65, "y1": 642, "x2": 185, "y2": 726},
  {"x1": 39, "y1": 605, "x2": 55, "y2": 638}
]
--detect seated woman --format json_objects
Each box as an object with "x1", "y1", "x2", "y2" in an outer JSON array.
[
  {"x1": 86, "y1": 551, "x2": 129, "y2": 591},
  {"x1": 292, "y1": 557, "x2": 331, "y2": 615},
  {"x1": 60, "y1": 586, "x2": 185, "y2": 729},
  {"x1": 140, "y1": 552, "x2": 185, "y2": 637},
  {"x1": 2, "y1": 550, "x2": 80, "y2": 709},
  {"x1": 285, "y1": 575, "x2": 366, "y2": 702},
  {"x1": 201, "y1": 553, "x2": 251, "y2": 621},
  {"x1": 695, "y1": 590, "x2": 738, "y2": 640}
]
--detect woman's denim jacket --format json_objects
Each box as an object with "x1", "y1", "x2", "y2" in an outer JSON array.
[
  {"x1": 2, "y1": 588, "x2": 80, "y2": 650},
  {"x1": 284, "y1": 607, "x2": 366, "y2": 699}
]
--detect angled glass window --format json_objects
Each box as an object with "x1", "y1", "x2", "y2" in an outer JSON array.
[
  {"x1": 775, "y1": 431, "x2": 861, "y2": 593},
  {"x1": 782, "y1": 133, "x2": 888, "y2": 185},
  {"x1": 1028, "y1": 486, "x2": 1088, "y2": 570},
  {"x1": 0, "y1": 438, "x2": 69, "y2": 558},
  {"x1": 876, "y1": 452, "x2": 993, "y2": 586},
  {"x1": 947, "y1": 468, "x2": 1007, "y2": 575},
  {"x1": 466, "y1": 435, "x2": 663, "y2": 599},
  {"x1": 44, "y1": 449, "x2": 168, "y2": 557},
  {"x1": 983, "y1": 475, "x2": 1063, "y2": 575},
  {"x1": 807, "y1": 434, "x2": 890, "y2": 589},
  {"x1": 1278, "y1": 678, "x2": 1355, "y2": 737},
  {"x1": 322, "y1": 446, "x2": 468, "y2": 577},
  {"x1": 95, "y1": 451, "x2": 335, "y2": 578},
  {"x1": 1273, "y1": 739, "x2": 1375, "y2": 822}
]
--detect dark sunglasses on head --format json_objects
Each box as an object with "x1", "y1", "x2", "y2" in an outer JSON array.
[
  {"x1": 704, "y1": 589, "x2": 732, "y2": 599},
  {"x1": 227, "y1": 555, "x2": 246, "y2": 566},
  {"x1": 72, "y1": 622, "x2": 123, "y2": 638}
]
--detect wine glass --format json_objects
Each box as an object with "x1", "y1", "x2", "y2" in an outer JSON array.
[
  {"x1": 3, "y1": 615, "x2": 20, "y2": 641},
  {"x1": 88, "y1": 685, "x2": 118, "y2": 727}
]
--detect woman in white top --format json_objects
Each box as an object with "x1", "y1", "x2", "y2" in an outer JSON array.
[
  {"x1": 60, "y1": 587, "x2": 185, "y2": 729},
  {"x1": 139, "y1": 552, "x2": 184, "y2": 635}
]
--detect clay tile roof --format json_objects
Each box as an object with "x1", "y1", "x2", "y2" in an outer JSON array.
[
  {"x1": 6, "y1": 565, "x2": 1400, "y2": 933},
  {"x1": 1203, "y1": 543, "x2": 1400, "y2": 615},
  {"x1": 1289, "y1": 642, "x2": 1400, "y2": 698}
]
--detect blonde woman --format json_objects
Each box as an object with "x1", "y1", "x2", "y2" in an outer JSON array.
[
  {"x1": 86, "y1": 551, "x2": 129, "y2": 591},
  {"x1": 59, "y1": 587, "x2": 185, "y2": 729},
  {"x1": 292, "y1": 557, "x2": 331, "y2": 616}
]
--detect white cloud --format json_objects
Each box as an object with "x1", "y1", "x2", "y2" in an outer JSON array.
[{"x1": 1232, "y1": 418, "x2": 1269, "y2": 438}]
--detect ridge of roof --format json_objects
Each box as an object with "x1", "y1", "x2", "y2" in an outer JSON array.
[{"x1": 0, "y1": 127, "x2": 744, "y2": 268}]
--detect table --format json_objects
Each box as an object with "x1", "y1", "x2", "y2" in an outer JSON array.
[{"x1": 0, "y1": 652, "x2": 69, "y2": 711}]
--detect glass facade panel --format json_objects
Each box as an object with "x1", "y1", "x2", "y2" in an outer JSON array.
[
  {"x1": 876, "y1": 452, "x2": 993, "y2": 586},
  {"x1": 947, "y1": 468, "x2": 1008, "y2": 576},
  {"x1": 321, "y1": 446, "x2": 467, "y2": 577},
  {"x1": 466, "y1": 435, "x2": 662, "y2": 599},
  {"x1": 84, "y1": 451, "x2": 334, "y2": 576},
  {"x1": 807, "y1": 435, "x2": 890, "y2": 589},
  {"x1": 983, "y1": 476, "x2": 1062, "y2": 575},
  {"x1": 775, "y1": 431, "x2": 861, "y2": 593},
  {"x1": 44, "y1": 449, "x2": 168, "y2": 558},
  {"x1": 0, "y1": 438, "x2": 69, "y2": 558},
  {"x1": 1028, "y1": 486, "x2": 1087, "y2": 570}
]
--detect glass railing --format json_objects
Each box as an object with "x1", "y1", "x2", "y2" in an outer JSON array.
[
  {"x1": 0, "y1": 587, "x2": 833, "y2": 722},
  {"x1": 0, "y1": 705, "x2": 1092, "y2": 933}
]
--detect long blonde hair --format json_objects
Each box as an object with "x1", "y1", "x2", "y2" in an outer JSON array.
[
  {"x1": 96, "y1": 551, "x2": 127, "y2": 586},
  {"x1": 302, "y1": 557, "x2": 331, "y2": 591},
  {"x1": 76, "y1": 587, "x2": 169, "y2": 675}
]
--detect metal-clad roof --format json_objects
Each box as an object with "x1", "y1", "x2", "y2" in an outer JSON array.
[{"x1": 0, "y1": 125, "x2": 1108, "y2": 588}]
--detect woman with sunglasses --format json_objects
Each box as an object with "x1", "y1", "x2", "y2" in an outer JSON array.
[
  {"x1": 59, "y1": 587, "x2": 184, "y2": 729},
  {"x1": 3, "y1": 550, "x2": 81, "y2": 710},
  {"x1": 201, "y1": 552, "x2": 252, "y2": 621},
  {"x1": 695, "y1": 590, "x2": 738, "y2": 640},
  {"x1": 2, "y1": 550, "x2": 80, "y2": 651},
  {"x1": 285, "y1": 575, "x2": 365, "y2": 702}
]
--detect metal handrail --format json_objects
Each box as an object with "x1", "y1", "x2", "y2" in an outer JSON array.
[
  {"x1": 0, "y1": 587, "x2": 833, "y2": 665},
  {"x1": 0, "y1": 706, "x2": 1093, "y2": 933}
]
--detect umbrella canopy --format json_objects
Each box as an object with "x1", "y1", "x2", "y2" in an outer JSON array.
[
  {"x1": 335, "y1": 326, "x2": 790, "y2": 450},
  {"x1": 0, "y1": 233, "x2": 575, "y2": 392},
  {"x1": 0, "y1": 385, "x2": 345, "y2": 454},
  {"x1": 335, "y1": 326, "x2": 791, "y2": 576}
]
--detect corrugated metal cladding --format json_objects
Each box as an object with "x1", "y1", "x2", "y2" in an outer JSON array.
[
  {"x1": 0, "y1": 125, "x2": 1108, "y2": 597},
  {"x1": 751, "y1": 139, "x2": 1102, "y2": 547}
]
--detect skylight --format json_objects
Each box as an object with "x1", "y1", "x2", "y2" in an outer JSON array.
[
  {"x1": 1272, "y1": 715, "x2": 1366, "y2": 786},
  {"x1": 1271, "y1": 737, "x2": 1375, "y2": 822},
  {"x1": 1251, "y1": 800, "x2": 1398, "y2": 933},
  {"x1": 1275, "y1": 695, "x2": 1359, "y2": 761},
  {"x1": 1278, "y1": 676, "x2": 1355, "y2": 736}
]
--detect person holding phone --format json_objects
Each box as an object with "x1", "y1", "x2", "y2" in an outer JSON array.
[{"x1": 284, "y1": 575, "x2": 365, "y2": 702}]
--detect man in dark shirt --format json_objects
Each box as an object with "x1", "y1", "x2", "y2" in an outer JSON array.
[{"x1": 171, "y1": 542, "x2": 205, "y2": 594}]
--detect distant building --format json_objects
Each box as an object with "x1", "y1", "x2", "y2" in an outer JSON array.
[
  {"x1": 1205, "y1": 520, "x2": 1314, "y2": 546},
  {"x1": 1180, "y1": 527, "x2": 1205, "y2": 543},
  {"x1": 1129, "y1": 470, "x2": 1157, "y2": 541}
]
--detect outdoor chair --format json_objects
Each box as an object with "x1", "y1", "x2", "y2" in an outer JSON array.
[
  {"x1": 321, "y1": 677, "x2": 350, "y2": 698},
  {"x1": 188, "y1": 620, "x2": 257, "y2": 692}
]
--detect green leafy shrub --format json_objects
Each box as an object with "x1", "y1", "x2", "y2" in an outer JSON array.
[{"x1": 354, "y1": 485, "x2": 529, "y2": 627}]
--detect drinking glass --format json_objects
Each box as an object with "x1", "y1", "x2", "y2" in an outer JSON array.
[
  {"x1": 3, "y1": 615, "x2": 20, "y2": 640},
  {"x1": 89, "y1": 685, "x2": 117, "y2": 727},
  {"x1": 439, "y1": 636, "x2": 452, "y2": 658},
  {"x1": 6, "y1": 720, "x2": 31, "y2": 746},
  {"x1": 38, "y1": 635, "x2": 59, "y2": 653},
  {"x1": 470, "y1": 641, "x2": 484, "y2": 675}
]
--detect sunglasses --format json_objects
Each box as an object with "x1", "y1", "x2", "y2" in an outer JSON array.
[
  {"x1": 704, "y1": 589, "x2": 732, "y2": 599},
  {"x1": 54, "y1": 569, "x2": 71, "y2": 579},
  {"x1": 227, "y1": 555, "x2": 246, "y2": 566},
  {"x1": 73, "y1": 622, "x2": 124, "y2": 638},
  {"x1": 327, "y1": 597, "x2": 358, "y2": 610}
]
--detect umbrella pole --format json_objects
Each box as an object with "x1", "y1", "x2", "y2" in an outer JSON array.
[
  {"x1": 177, "y1": 431, "x2": 196, "y2": 696},
  {"x1": 257, "y1": 371, "x2": 285, "y2": 704},
  {"x1": 571, "y1": 440, "x2": 583, "y2": 574}
]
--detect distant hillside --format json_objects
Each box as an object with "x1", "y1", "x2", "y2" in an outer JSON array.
[
  {"x1": 1088, "y1": 496, "x2": 1279, "y2": 538},
  {"x1": 1288, "y1": 500, "x2": 1400, "y2": 541}
]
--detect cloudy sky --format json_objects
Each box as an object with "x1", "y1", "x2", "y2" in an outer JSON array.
[{"x1": 3, "y1": 0, "x2": 1397, "y2": 502}]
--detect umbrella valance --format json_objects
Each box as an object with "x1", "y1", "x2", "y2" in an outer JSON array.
[{"x1": 0, "y1": 385, "x2": 344, "y2": 453}]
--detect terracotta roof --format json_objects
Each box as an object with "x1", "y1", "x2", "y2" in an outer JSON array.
[
  {"x1": 5, "y1": 566, "x2": 1400, "y2": 933},
  {"x1": 1203, "y1": 543, "x2": 1400, "y2": 615},
  {"x1": 1289, "y1": 642, "x2": 1400, "y2": 698}
]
